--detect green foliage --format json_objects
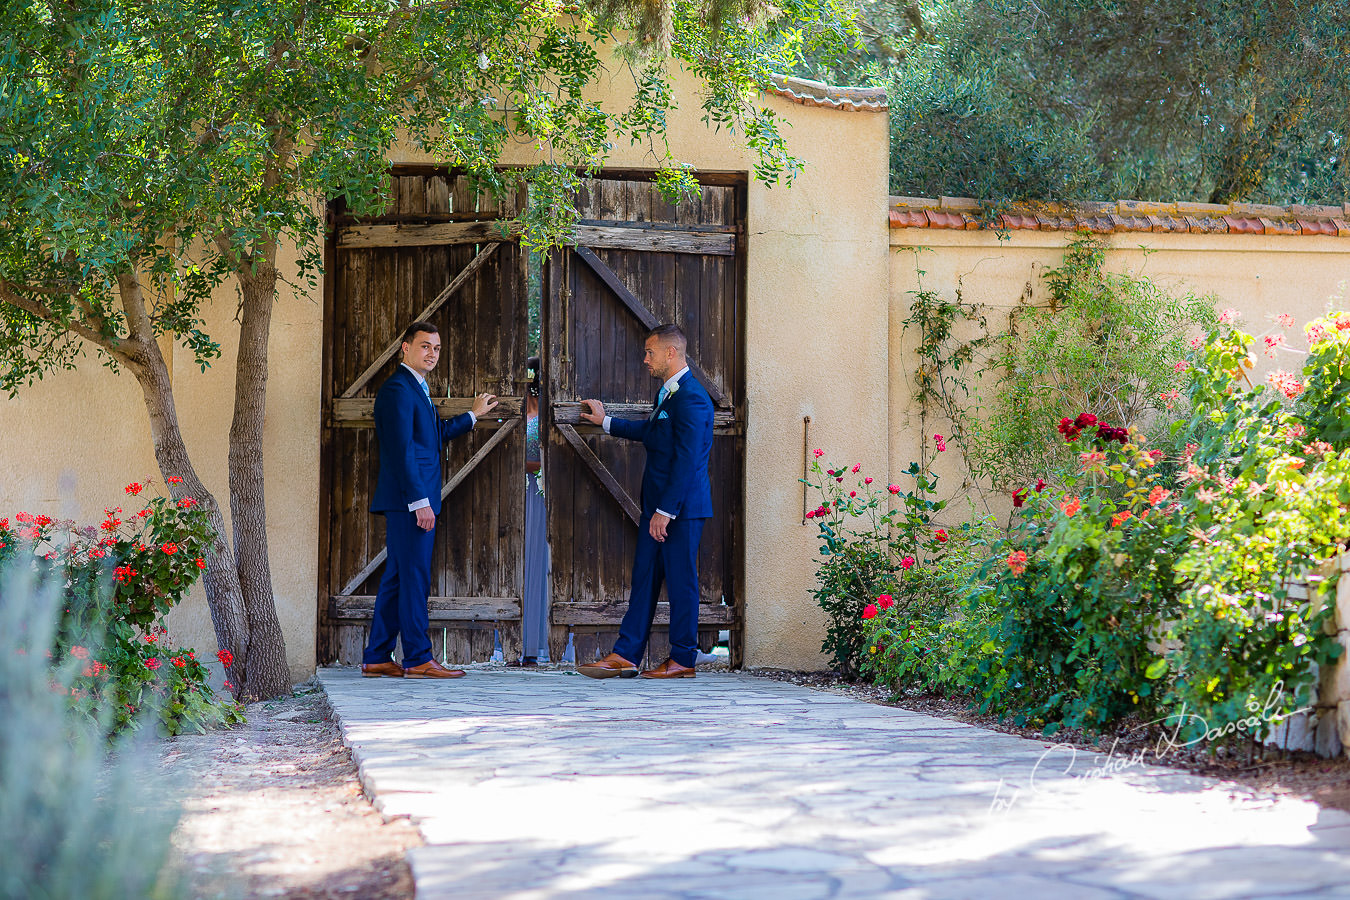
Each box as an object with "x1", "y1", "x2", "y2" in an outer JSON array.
[
  {"x1": 802, "y1": 452, "x2": 945, "y2": 678},
  {"x1": 796, "y1": 0, "x2": 1350, "y2": 205},
  {"x1": 847, "y1": 309, "x2": 1350, "y2": 746},
  {"x1": 0, "y1": 569, "x2": 182, "y2": 900},
  {"x1": 907, "y1": 235, "x2": 1215, "y2": 495},
  {"x1": 1163, "y1": 312, "x2": 1350, "y2": 741},
  {"x1": 0, "y1": 0, "x2": 856, "y2": 388},
  {"x1": 0, "y1": 481, "x2": 244, "y2": 736}
]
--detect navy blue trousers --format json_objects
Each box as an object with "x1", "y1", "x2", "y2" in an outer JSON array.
[
  {"x1": 363, "y1": 510, "x2": 436, "y2": 668},
  {"x1": 613, "y1": 515, "x2": 705, "y2": 668}
]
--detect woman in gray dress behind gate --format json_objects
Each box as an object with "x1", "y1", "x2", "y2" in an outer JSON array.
[{"x1": 517, "y1": 357, "x2": 549, "y2": 665}]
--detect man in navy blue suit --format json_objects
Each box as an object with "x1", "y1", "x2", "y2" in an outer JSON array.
[
  {"x1": 361, "y1": 321, "x2": 498, "y2": 680},
  {"x1": 576, "y1": 324, "x2": 715, "y2": 680}
]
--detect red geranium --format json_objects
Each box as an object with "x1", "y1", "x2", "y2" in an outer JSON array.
[{"x1": 217, "y1": 649, "x2": 234, "y2": 668}]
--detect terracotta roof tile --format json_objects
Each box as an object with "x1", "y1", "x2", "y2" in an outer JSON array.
[
  {"x1": 1222, "y1": 215, "x2": 1264, "y2": 234},
  {"x1": 765, "y1": 76, "x2": 887, "y2": 112},
  {"x1": 1260, "y1": 217, "x2": 1300, "y2": 236},
  {"x1": 887, "y1": 196, "x2": 1350, "y2": 238},
  {"x1": 1298, "y1": 219, "x2": 1337, "y2": 236}
]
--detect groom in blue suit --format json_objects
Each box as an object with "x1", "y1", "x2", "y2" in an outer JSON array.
[
  {"x1": 361, "y1": 321, "x2": 497, "y2": 680},
  {"x1": 577, "y1": 324, "x2": 715, "y2": 679}
]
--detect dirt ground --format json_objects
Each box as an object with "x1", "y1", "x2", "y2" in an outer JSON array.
[
  {"x1": 753, "y1": 669, "x2": 1350, "y2": 815},
  {"x1": 161, "y1": 679, "x2": 420, "y2": 900}
]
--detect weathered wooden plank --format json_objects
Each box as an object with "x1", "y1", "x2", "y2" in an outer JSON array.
[
  {"x1": 339, "y1": 243, "x2": 501, "y2": 399},
  {"x1": 329, "y1": 595, "x2": 522, "y2": 621},
  {"x1": 573, "y1": 247, "x2": 729, "y2": 406},
  {"x1": 337, "y1": 220, "x2": 516, "y2": 248},
  {"x1": 573, "y1": 224, "x2": 734, "y2": 255},
  {"x1": 551, "y1": 601, "x2": 736, "y2": 626},
  {"x1": 557, "y1": 423, "x2": 640, "y2": 525},
  {"x1": 550, "y1": 400, "x2": 736, "y2": 429},
  {"x1": 442, "y1": 416, "x2": 518, "y2": 498},
  {"x1": 331, "y1": 396, "x2": 523, "y2": 424}
]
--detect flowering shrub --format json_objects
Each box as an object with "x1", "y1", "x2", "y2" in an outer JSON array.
[
  {"x1": 846, "y1": 309, "x2": 1350, "y2": 745},
  {"x1": 803, "y1": 451, "x2": 947, "y2": 678},
  {"x1": 0, "y1": 480, "x2": 244, "y2": 735}
]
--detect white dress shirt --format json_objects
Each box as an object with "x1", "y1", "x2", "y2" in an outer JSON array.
[
  {"x1": 401, "y1": 363, "x2": 475, "y2": 512},
  {"x1": 602, "y1": 366, "x2": 688, "y2": 520}
]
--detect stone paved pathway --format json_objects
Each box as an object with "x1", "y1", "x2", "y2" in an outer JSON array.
[{"x1": 318, "y1": 667, "x2": 1350, "y2": 899}]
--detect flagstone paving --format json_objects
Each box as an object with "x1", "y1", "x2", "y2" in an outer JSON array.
[{"x1": 318, "y1": 667, "x2": 1350, "y2": 899}]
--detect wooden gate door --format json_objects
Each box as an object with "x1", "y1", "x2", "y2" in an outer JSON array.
[
  {"x1": 543, "y1": 175, "x2": 745, "y2": 668},
  {"x1": 319, "y1": 170, "x2": 528, "y2": 666}
]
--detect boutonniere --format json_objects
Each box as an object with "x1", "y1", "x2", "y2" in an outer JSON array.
[{"x1": 666, "y1": 382, "x2": 680, "y2": 397}]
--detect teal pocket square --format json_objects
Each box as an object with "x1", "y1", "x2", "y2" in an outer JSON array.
[{"x1": 657, "y1": 410, "x2": 670, "y2": 420}]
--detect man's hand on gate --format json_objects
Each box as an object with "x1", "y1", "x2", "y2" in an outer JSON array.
[
  {"x1": 580, "y1": 399, "x2": 605, "y2": 425},
  {"x1": 415, "y1": 507, "x2": 436, "y2": 532},
  {"x1": 649, "y1": 512, "x2": 670, "y2": 542},
  {"x1": 470, "y1": 392, "x2": 498, "y2": 418}
]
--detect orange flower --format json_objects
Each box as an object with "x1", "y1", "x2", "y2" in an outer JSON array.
[
  {"x1": 1058, "y1": 496, "x2": 1081, "y2": 517},
  {"x1": 1007, "y1": 550, "x2": 1028, "y2": 576},
  {"x1": 1111, "y1": 511, "x2": 1133, "y2": 527},
  {"x1": 1147, "y1": 486, "x2": 1172, "y2": 506}
]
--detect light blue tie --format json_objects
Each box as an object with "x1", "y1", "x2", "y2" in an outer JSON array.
[
  {"x1": 657, "y1": 385, "x2": 669, "y2": 406},
  {"x1": 419, "y1": 379, "x2": 433, "y2": 407}
]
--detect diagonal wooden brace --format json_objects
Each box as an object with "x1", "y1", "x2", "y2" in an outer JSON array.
[
  {"x1": 336, "y1": 417, "x2": 520, "y2": 597},
  {"x1": 557, "y1": 423, "x2": 640, "y2": 526}
]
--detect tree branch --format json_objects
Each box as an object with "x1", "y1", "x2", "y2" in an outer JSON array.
[{"x1": 0, "y1": 279, "x2": 122, "y2": 357}]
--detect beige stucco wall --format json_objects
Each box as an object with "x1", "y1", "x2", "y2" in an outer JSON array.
[
  {"x1": 0, "y1": 236, "x2": 323, "y2": 683},
  {"x1": 0, "y1": 55, "x2": 888, "y2": 680},
  {"x1": 889, "y1": 227, "x2": 1350, "y2": 519}
]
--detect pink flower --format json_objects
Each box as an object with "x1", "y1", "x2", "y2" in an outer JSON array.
[
  {"x1": 1306, "y1": 323, "x2": 1329, "y2": 345},
  {"x1": 70, "y1": 646, "x2": 89, "y2": 660},
  {"x1": 861, "y1": 604, "x2": 878, "y2": 620},
  {"x1": 851, "y1": 464, "x2": 861, "y2": 474},
  {"x1": 849, "y1": 491, "x2": 857, "y2": 498},
  {"x1": 1173, "y1": 360, "x2": 1190, "y2": 373},
  {"x1": 900, "y1": 556, "x2": 915, "y2": 570},
  {"x1": 1188, "y1": 336, "x2": 1204, "y2": 349},
  {"x1": 1263, "y1": 333, "x2": 1285, "y2": 357},
  {"x1": 933, "y1": 434, "x2": 947, "y2": 453},
  {"x1": 887, "y1": 484, "x2": 900, "y2": 495},
  {"x1": 864, "y1": 477, "x2": 873, "y2": 485},
  {"x1": 1218, "y1": 308, "x2": 1239, "y2": 324},
  {"x1": 1267, "y1": 370, "x2": 1305, "y2": 400},
  {"x1": 1276, "y1": 313, "x2": 1295, "y2": 327}
]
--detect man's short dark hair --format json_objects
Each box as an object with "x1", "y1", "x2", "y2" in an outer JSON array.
[
  {"x1": 647, "y1": 324, "x2": 687, "y2": 353},
  {"x1": 402, "y1": 321, "x2": 439, "y2": 344}
]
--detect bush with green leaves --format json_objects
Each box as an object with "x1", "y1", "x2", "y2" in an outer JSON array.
[
  {"x1": 802, "y1": 449, "x2": 947, "y2": 678},
  {"x1": 857, "y1": 308, "x2": 1350, "y2": 745},
  {"x1": 1161, "y1": 310, "x2": 1350, "y2": 741},
  {"x1": 0, "y1": 569, "x2": 182, "y2": 900},
  {"x1": 908, "y1": 235, "x2": 1215, "y2": 499},
  {"x1": 0, "y1": 479, "x2": 243, "y2": 736}
]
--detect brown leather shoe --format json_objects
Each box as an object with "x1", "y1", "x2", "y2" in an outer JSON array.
[
  {"x1": 403, "y1": 659, "x2": 466, "y2": 679},
  {"x1": 577, "y1": 652, "x2": 638, "y2": 679},
  {"x1": 640, "y1": 658, "x2": 695, "y2": 679},
  {"x1": 361, "y1": 661, "x2": 405, "y2": 678}
]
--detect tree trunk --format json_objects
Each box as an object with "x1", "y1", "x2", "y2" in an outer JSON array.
[
  {"x1": 228, "y1": 245, "x2": 291, "y2": 701},
  {"x1": 117, "y1": 272, "x2": 250, "y2": 695}
]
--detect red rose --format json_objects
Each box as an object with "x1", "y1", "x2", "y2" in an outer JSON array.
[
  {"x1": 861, "y1": 604, "x2": 878, "y2": 620},
  {"x1": 936, "y1": 529, "x2": 948, "y2": 543},
  {"x1": 876, "y1": 594, "x2": 894, "y2": 611},
  {"x1": 900, "y1": 556, "x2": 915, "y2": 570},
  {"x1": 1012, "y1": 489, "x2": 1026, "y2": 508}
]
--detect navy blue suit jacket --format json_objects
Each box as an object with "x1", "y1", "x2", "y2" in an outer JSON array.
[
  {"x1": 609, "y1": 370, "x2": 714, "y2": 520},
  {"x1": 370, "y1": 366, "x2": 474, "y2": 516}
]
